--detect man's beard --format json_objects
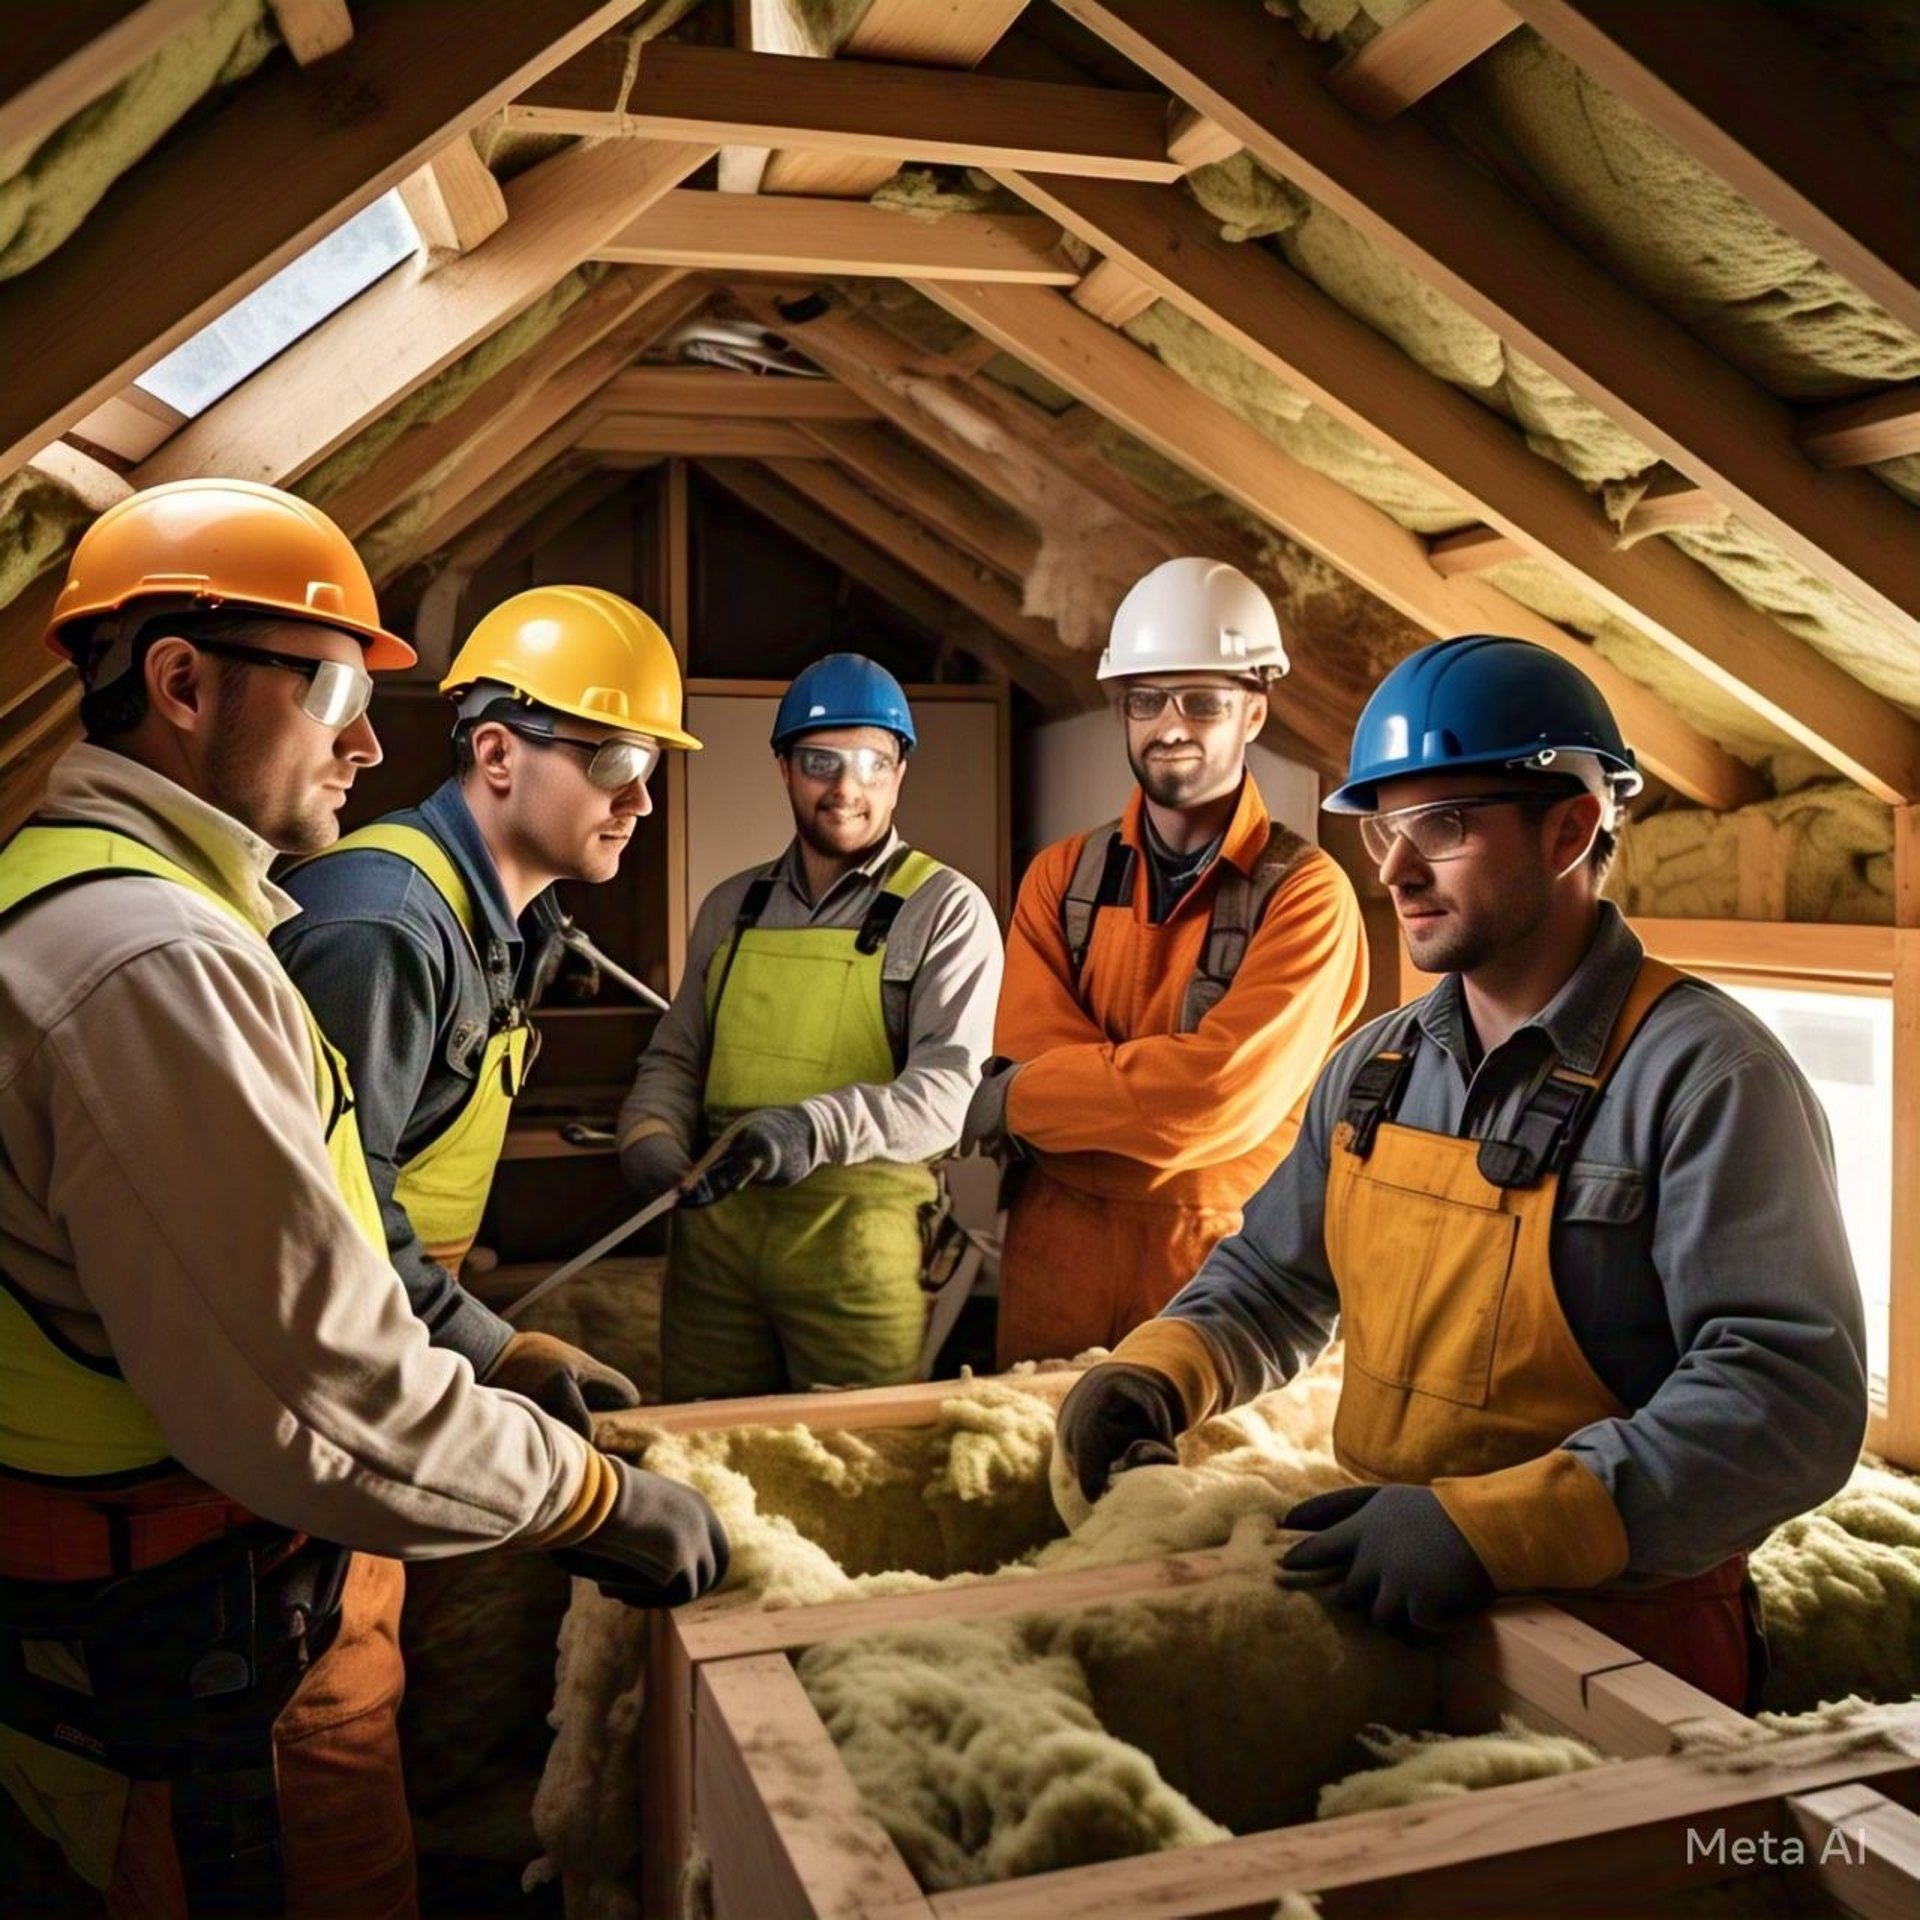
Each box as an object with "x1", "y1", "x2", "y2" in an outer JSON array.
[
  {"x1": 793, "y1": 799, "x2": 883, "y2": 860},
  {"x1": 205, "y1": 716, "x2": 339, "y2": 855},
  {"x1": 1129, "y1": 742, "x2": 1223, "y2": 810}
]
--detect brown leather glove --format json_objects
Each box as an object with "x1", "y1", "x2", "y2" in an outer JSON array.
[{"x1": 483, "y1": 1331, "x2": 640, "y2": 1438}]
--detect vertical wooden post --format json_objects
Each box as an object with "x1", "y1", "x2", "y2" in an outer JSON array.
[
  {"x1": 1886, "y1": 803, "x2": 1919, "y2": 1468},
  {"x1": 664, "y1": 458, "x2": 693, "y2": 995}
]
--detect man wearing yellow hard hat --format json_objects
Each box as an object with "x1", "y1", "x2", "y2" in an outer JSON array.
[
  {"x1": 0, "y1": 483, "x2": 726, "y2": 1914},
  {"x1": 274, "y1": 586, "x2": 702, "y2": 1432}
]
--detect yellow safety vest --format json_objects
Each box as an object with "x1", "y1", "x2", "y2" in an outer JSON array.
[
  {"x1": 0, "y1": 825, "x2": 386, "y2": 1481},
  {"x1": 318, "y1": 823, "x2": 531, "y2": 1275}
]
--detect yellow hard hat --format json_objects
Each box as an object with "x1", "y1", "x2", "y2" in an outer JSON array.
[
  {"x1": 441, "y1": 586, "x2": 700, "y2": 751},
  {"x1": 47, "y1": 477, "x2": 415, "y2": 670}
]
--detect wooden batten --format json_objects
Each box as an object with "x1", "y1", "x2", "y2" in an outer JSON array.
[{"x1": 1326, "y1": 0, "x2": 1521, "y2": 122}]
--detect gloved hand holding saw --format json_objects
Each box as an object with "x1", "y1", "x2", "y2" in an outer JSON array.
[{"x1": 676, "y1": 1107, "x2": 816, "y2": 1209}]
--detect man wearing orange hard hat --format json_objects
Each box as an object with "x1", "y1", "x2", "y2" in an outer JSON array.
[
  {"x1": 0, "y1": 482, "x2": 726, "y2": 1916},
  {"x1": 274, "y1": 587, "x2": 704, "y2": 1432}
]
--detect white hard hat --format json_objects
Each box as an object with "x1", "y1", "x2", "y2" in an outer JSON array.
[{"x1": 1098, "y1": 557, "x2": 1290, "y2": 682}]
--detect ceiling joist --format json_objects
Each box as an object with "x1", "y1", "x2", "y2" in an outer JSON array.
[
  {"x1": 579, "y1": 418, "x2": 825, "y2": 460},
  {"x1": 1056, "y1": 0, "x2": 1920, "y2": 649},
  {"x1": 596, "y1": 368, "x2": 875, "y2": 420},
  {"x1": 1325, "y1": 0, "x2": 1521, "y2": 123},
  {"x1": 0, "y1": 0, "x2": 640, "y2": 478}
]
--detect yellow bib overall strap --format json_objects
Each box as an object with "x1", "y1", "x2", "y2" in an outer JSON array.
[
  {"x1": 701, "y1": 847, "x2": 942, "y2": 1122},
  {"x1": 315, "y1": 822, "x2": 531, "y2": 1272},
  {"x1": 0, "y1": 826, "x2": 385, "y2": 1480},
  {"x1": 1322, "y1": 957, "x2": 1684, "y2": 1592}
]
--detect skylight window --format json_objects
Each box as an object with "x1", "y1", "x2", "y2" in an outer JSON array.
[{"x1": 136, "y1": 192, "x2": 418, "y2": 418}]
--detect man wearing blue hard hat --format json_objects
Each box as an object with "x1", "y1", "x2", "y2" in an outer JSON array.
[
  {"x1": 1052, "y1": 634, "x2": 1867, "y2": 1709},
  {"x1": 617, "y1": 654, "x2": 1003, "y2": 1397}
]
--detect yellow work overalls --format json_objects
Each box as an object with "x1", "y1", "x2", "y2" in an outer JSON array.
[
  {"x1": 0, "y1": 823, "x2": 414, "y2": 1917},
  {"x1": 1326, "y1": 957, "x2": 1755, "y2": 1708}
]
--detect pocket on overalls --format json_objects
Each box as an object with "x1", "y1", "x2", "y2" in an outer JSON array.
[{"x1": 1337, "y1": 1179, "x2": 1519, "y2": 1408}]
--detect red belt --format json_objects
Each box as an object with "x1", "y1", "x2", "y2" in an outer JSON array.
[{"x1": 0, "y1": 1470, "x2": 275, "y2": 1582}]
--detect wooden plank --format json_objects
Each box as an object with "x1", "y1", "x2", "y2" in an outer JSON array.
[
  {"x1": 141, "y1": 137, "x2": 712, "y2": 489},
  {"x1": 396, "y1": 136, "x2": 508, "y2": 258},
  {"x1": 697, "y1": 1656, "x2": 934, "y2": 1920},
  {"x1": 268, "y1": 0, "x2": 353, "y2": 64},
  {"x1": 1165, "y1": 105, "x2": 1239, "y2": 172},
  {"x1": 0, "y1": 0, "x2": 641, "y2": 479},
  {"x1": 596, "y1": 192, "x2": 1076, "y2": 284},
  {"x1": 913, "y1": 277, "x2": 1761, "y2": 810},
  {"x1": 798, "y1": 423, "x2": 1042, "y2": 579},
  {"x1": 611, "y1": 43, "x2": 1184, "y2": 183},
  {"x1": 320, "y1": 266, "x2": 691, "y2": 537},
  {"x1": 642, "y1": 1606, "x2": 697, "y2": 1920},
  {"x1": 1070, "y1": 258, "x2": 1160, "y2": 328},
  {"x1": 1327, "y1": 0, "x2": 1521, "y2": 122},
  {"x1": 1617, "y1": 467, "x2": 1722, "y2": 539},
  {"x1": 66, "y1": 384, "x2": 184, "y2": 465},
  {"x1": 1512, "y1": 0, "x2": 1920, "y2": 345},
  {"x1": 1788, "y1": 1782, "x2": 1920, "y2": 1920},
  {"x1": 0, "y1": 1, "x2": 211, "y2": 163},
  {"x1": 1428, "y1": 523, "x2": 1522, "y2": 576},
  {"x1": 1630, "y1": 917, "x2": 1896, "y2": 986},
  {"x1": 639, "y1": 1368, "x2": 1078, "y2": 1437},
  {"x1": 580, "y1": 417, "x2": 824, "y2": 460},
  {"x1": 995, "y1": 165, "x2": 1920, "y2": 801},
  {"x1": 1890, "y1": 805, "x2": 1920, "y2": 1471},
  {"x1": 1056, "y1": 0, "x2": 1920, "y2": 651},
  {"x1": 598, "y1": 368, "x2": 875, "y2": 420},
  {"x1": 1801, "y1": 383, "x2": 1920, "y2": 470}
]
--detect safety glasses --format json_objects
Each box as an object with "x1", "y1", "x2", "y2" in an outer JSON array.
[
  {"x1": 188, "y1": 638, "x2": 374, "y2": 730},
  {"x1": 1358, "y1": 792, "x2": 1562, "y2": 865},
  {"x1": 788, "y1": 744, "x2": 901, "y2": 786},
  {"x1": 502, "y1": 724, "x2": 660, "y2": 792},
  {"x1": 1120, "y1": 685, "x2": 1247, "y2": 724}
]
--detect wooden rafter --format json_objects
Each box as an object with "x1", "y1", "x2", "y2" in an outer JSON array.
[
  {"x1": 0, "y1": 1, "x2": 212, "y2": 161},
  {"x1": 1070, "y1": 258, "x2": 1159, "y2": 328},
  {"x1": 386, "y1": 430, "x2": 591, "y2": 584},
  {"x1": 139, "y1": 137, "x2": 712, "y2": 489},
  {"x1": 396, "y1": 136, "x2": 508, "y2": 260},
  {"x1": 913, "y1": 276, "x2": 1761, "y2": 809},
  {"x1": 1512, "y1": 0, "x2": 1920, "y2": 344},
  {"x1": 1801, "y1": 384, "x2": 1920, "y2": 470},
  {"x1": 609, "y1": 44, "x2": 1183, "y2": 183},
  {"x1": 596, "y1": 368, "x2": 874, "y2": 420},
  {"x1": 579, "y1": 418, "x2": 823, "y2": 460},
  {"x1": 1325, "y1": 0, "x2": 1520, "y2": 123},
  {"x1": 1056, "y1": 0, "x2": 1920, "y2": 648},
  {"x1": 0, "y1": 0, "x2": 640, "y2": 480},
  {"x1": 595, "y1": 192, "x2": 1075, "y2": 284},
  {"x1": 997, "y1": 168, "x2": 1920, "y2": 798}
]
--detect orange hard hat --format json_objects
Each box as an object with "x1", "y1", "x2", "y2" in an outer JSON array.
[{"x1": 45, "y1": 478, "x2": 415, "y2": 671}]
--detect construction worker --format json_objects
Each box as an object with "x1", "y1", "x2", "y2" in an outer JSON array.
[
  {"x1": 272, "y1": 587, "x2": 702, "y2": 1434},
  {"x1": 965, "y1": 558, "x2": 1368, "y2": 1366},
  {"x1": 1054, "y1": 635, "x2": 1868, "y2": 1709},
  {"x1": 619, "y1": 654, "x2": 1002, "y2": 1399},
  {"x1": 0, "y1": 481, "x2": 727, "y2": 1915}
]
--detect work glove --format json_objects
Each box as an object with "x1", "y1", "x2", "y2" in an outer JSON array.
[
  {"x1": 1054, "y1": 1362, "x2": 1185, "y2": 1508},
  {"x1": 677, "y1": 1107, "x2": 815, "y2": 1209},
  {"x1": 620, "y1": 1126, "x2": 692, "y2": 1205},
  {"x1": 1278, "y1": 1484, "x2": 1495, "y2": 1636},
  {"x1": 960, "y1": 1059, "x2": 1024, "y2": 1159},
  {"x1": 483, "y1": 1330, "x2": 642, "y2": 1438},
  {"x1": 552, "y1": 1457, "x2": 730, "y2": 1608}
]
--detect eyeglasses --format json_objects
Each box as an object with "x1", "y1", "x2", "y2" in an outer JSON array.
[
  {"x1": 501, "y1": 723, "x2": 660, "y2": 792},
  {"x1": 1358, "y1": 792, "x2": 1563, "y2": 865},
  {"x1": 188, "y1": 638, "x2": 374, "y2": 730},
  {"x1": 1120, "y1": 685, "x2": 1248, "y2": 724},
  {"x1": 788, "y1": 744, "x2": 901, "y2": 786}
]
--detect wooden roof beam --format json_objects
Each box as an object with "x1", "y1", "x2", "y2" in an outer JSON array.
[
  {"x1": 1511, "y1": 0, "x2": 1920, "y2": 342},
  {"x1": 914, "y1": 276, "x2": 1761, "y2": 809},
  {"x1": 579, "y1": 418, "x2": 825, "y2": 460},
  {"x1": 1056, "y1": 0, "x2": 1920, "y2": 649},
  {"x1": 547, "y1": 42, "x2": 1188, "y2": 183},
  {"x1": 595, "y1": 191, "x2": 1075, "y2": 283},
  {"x1": 0, "y1": 0, "x2": 641, "y2": 479},
  {"x1": 1326, "y1": 0, "x2": 1520, "y2": 123},
  {"x1": 396, "y1": 136, "x2": 508, "y2": 261},
  {"x1": 596, "y1": 367, "x2": 874, "y2": 420},
  {"x1": 1801, "y1": 384, "x2": 1920, "y2": 470},
  {"x1": 140, "y1": 137, "x2": 712, "y2": 488}
]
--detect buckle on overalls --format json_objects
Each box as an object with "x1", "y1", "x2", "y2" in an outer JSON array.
[
  {"x1": 1341, "y1": 1049, "x2": 1411, "y2": 1158},
  {"x1": 1477, "y1": 1070, "x2": 1595, "y2": 1189}
]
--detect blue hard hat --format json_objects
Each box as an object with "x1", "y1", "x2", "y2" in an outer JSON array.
[
  {"x1": 1324, "y1": 635, "x2": 1640, "y2": 814},
  {"x1": 772, "y1": 653, "x2": 916, "y2": 754}
]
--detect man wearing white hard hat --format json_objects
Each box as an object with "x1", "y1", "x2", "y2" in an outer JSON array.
[{"x1": 965, "y1": 558, "x2": 1368, "y2": 1365}]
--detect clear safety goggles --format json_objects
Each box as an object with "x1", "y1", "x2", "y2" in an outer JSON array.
[
  {"x1": 189, "y1": 638, "x2": 374, "y2": 730},
  {"x1": 788, "y1": 743, "x2": 902, "y2": 786},
  {"x1": 502, "y1": 722, "x2": 660, "y2": 791},
  {"x1": 1358, "y1": 791, "x2": 1561, "y2": 865},
  {"x1": 1120, "y1": 684, "x2": 1249, "y2": 724}
]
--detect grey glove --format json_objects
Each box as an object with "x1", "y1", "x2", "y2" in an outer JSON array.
[
  {"x1": 482, "y1": 1330, "x2": 641, "y2": 1439},
  {"x1": 961, "y1": 1059, "x2": 1023, "y2": 1157},
  {"x1": 552, "y1": 1457, "x2": 730, "y2": 1608},
  {"x1": 678, "y1": 1107, "x2": 815, "y2": 1209},
  {"x1": 1279, "y1": 1485, "x2": 1495, "y2": 1636},
  {"x1": 621, "y1": 1126, "x2": 691, "y2": 1204},
  {"x1": 1054, "y1": 1362, "x2": 1185, "y2": 1507}
]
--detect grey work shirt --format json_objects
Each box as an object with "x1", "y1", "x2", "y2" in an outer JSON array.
[
  {"x1": 620, "y1": 830, "x2": 1003, "y2": 1170},
  {"x1": 1166, "y1": 902, "x2": 1868, "y2": 1581},
  {"x1": 272, "y1": 780, "x2": 556, "y2": 1372}
]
